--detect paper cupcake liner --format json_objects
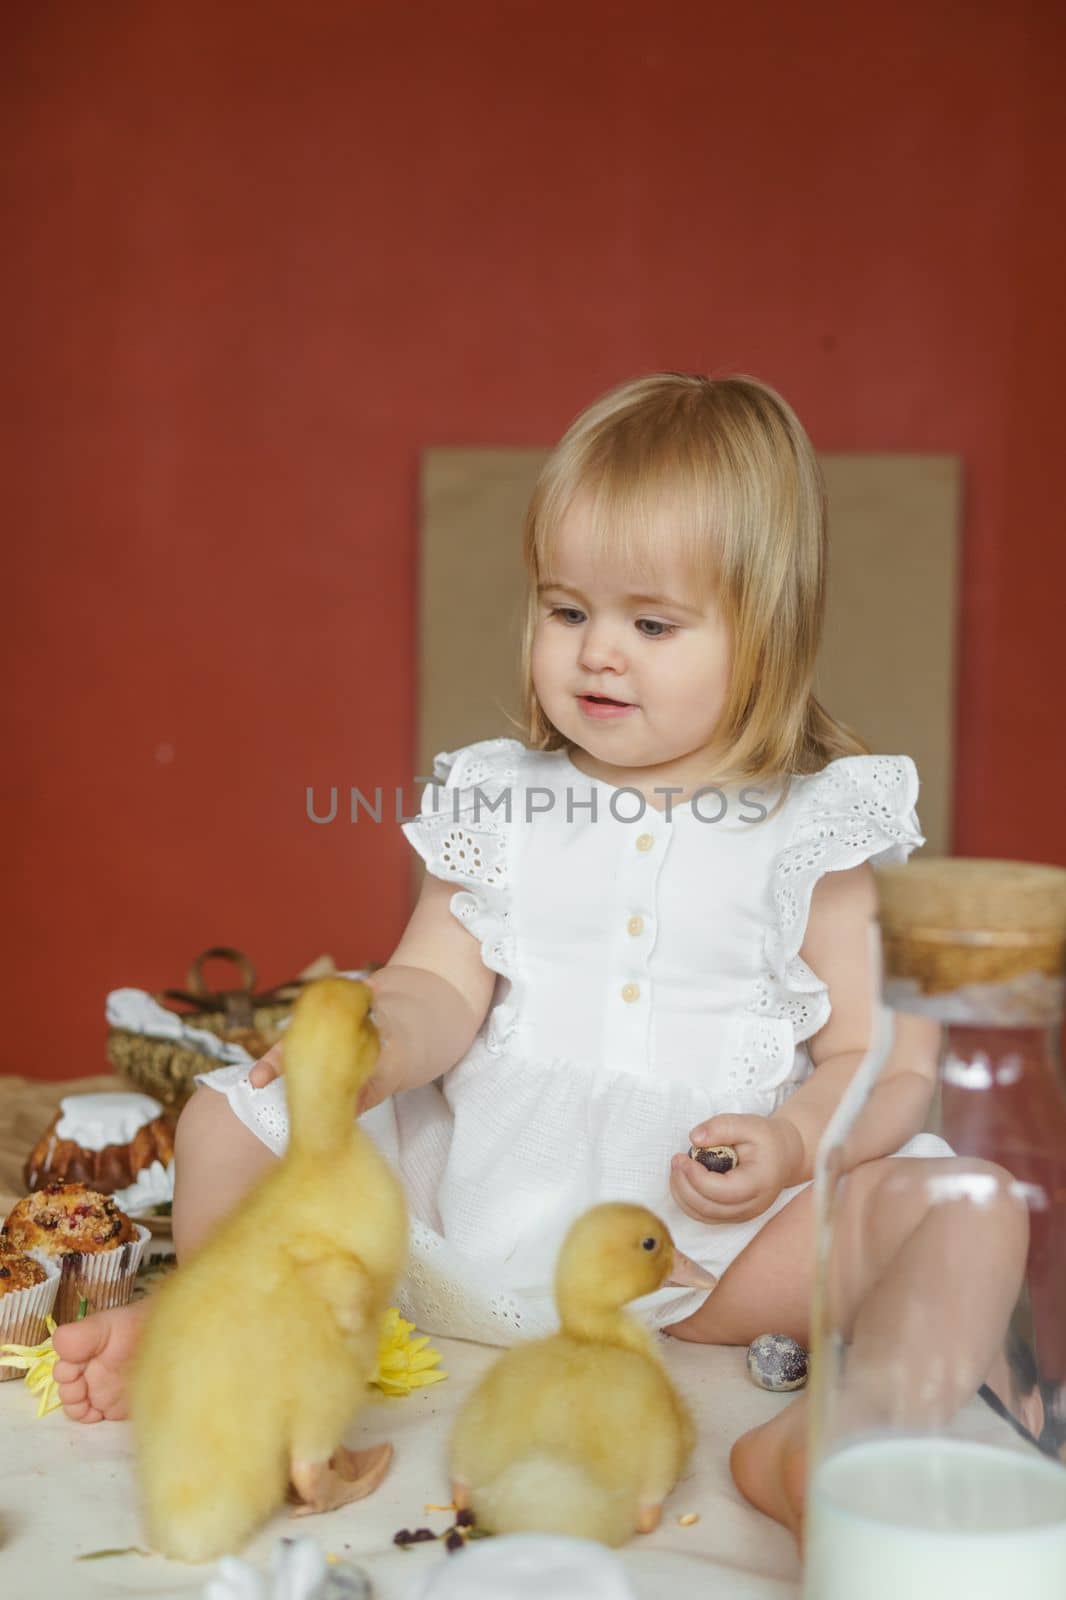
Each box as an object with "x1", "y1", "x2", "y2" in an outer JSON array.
[
  {"x1": 28, "y1": 1224, "x2": 151, "y2": 1325},
  {"x1": 0, "y1": 1257, "x2": 61, "y2": 1380}
]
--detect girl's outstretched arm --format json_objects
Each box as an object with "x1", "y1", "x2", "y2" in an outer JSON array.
[
  {"x1": 250, "y1": 870, "x2": 497, "y2": 1108},
  {"x1": 360, "y1": 869, "x2": 498, "y2": 1104}
]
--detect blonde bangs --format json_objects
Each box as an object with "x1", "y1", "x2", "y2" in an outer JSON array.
[
  {"x1": 531, "y1": 447, "x2": 722, "y2": 601},
  {"x1": 519, "y1": 373, "x2": 867, "y2": 778}
]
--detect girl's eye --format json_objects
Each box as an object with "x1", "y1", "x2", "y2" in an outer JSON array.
[
  {"x1": 549, "y1": 606, "x2": 586, "y2": 625},
  {"x1": 636, "y1": 618, "x2": 677, "y2": 639}
]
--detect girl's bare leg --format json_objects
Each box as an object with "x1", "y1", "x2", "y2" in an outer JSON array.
[
  {"x1": 52, "y1": 1088, "x2": 277, "y2": 1421},
  {"x1": 665, "y1": 1156, "x2": 1030, "y2": 1540}
]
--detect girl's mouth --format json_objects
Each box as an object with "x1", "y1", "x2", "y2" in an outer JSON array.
[{"x1": 577, "y1": 694, "x2": 636, "y2": 720}]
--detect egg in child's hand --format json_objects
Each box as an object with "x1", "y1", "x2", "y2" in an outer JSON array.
[{"x1": 687, "y1": 1144, "x2": 739, "y2": 1174}]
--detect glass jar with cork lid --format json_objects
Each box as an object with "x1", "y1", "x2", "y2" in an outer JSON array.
[{"x1": 804, "y1": 858, "x2": 1066, "y2": 1600}]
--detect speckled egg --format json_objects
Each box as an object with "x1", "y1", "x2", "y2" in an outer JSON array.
[
  {"x1": 746, "y1": 1332, "x2": 809, "y2": 1392},
  {"x1": 687, "y1": 1144, "x2": 739, "y2": 1174}
]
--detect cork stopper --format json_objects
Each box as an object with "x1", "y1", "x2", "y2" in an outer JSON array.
[{"x1": 875, "y1": 859, "x2": 1066, "y2": 1018}]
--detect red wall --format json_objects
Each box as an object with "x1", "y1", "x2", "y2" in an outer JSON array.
[{"x1": 4, "y1": 2, "x2": 1064, "y2": 1080}]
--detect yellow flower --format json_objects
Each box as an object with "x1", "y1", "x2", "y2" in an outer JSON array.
[
  {"x1": 1, "y1": 1315, "x2": 62, "y2": 1417},
  {"x1": 370, "y1": 1307, "x2": 447, "y2": 1397}
]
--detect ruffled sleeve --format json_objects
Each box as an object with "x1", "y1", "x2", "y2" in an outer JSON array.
[
  {"x1": 757, "y1": 754, "x2": 924, "y2": 1044},
  {"x1": 401, "y1": 737, "x2": 524, "y2": 1053}
]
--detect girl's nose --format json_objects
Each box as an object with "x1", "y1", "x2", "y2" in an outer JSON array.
[{"x1": 577, "y1": 622, "x2": 625, "y2": 674}]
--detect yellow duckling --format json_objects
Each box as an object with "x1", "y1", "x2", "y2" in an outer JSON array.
[
  {"x1": 448, "y1": 1202, "x2": 713, "y2": 1546},
  {"x1": 131, "y1": 978, "x2": 407, "y2": 1563}
]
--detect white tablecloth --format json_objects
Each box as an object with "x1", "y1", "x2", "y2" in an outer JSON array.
[{"x1": 0, "y1": 1338, "x2": 801, "y2": 1598}]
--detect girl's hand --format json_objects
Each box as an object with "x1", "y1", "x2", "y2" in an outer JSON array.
[
  {"x1": 669, "y1": 1114, "x2": 803, "y2": 1224},
  {"x1": 246, "y1": 1038, "x2": 390, "y2": 1114},
  {"x1": 248, "y1": 1041, "x2": 284, "y2": 1088}
]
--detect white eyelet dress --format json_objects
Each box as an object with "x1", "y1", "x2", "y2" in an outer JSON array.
[{"x1": 198, "y1": 738, "x2": 948, "y2": 1345}]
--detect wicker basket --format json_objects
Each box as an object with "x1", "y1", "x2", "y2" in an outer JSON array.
[{"x1": 107, "y1": 948, "x2": 333, "y2": 1110}]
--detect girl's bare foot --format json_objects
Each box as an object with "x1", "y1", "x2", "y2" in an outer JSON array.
[
  {"x1": 729, "y1": 1393, "x2": 808, "y2": 1546},
  {"x1": 52, "y1": 1301, "x2": 150, "y2": 1423}
]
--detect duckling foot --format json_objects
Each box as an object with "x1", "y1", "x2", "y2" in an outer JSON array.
[
  {"x1": 289, "y1": 1442, "x2": 394, "y2": 1516},
  {"x1": 635, "y1": 1501, "x2": 662, "y2": 1534}
]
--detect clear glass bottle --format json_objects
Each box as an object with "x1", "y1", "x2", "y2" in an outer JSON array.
[{"x1": 805, "y1": 859, "x2": 1066, "y2": 1600}]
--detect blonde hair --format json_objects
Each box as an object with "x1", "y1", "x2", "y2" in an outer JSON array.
[{"x1": 519, "y1": 372, "x2": 866, "y2": 783}]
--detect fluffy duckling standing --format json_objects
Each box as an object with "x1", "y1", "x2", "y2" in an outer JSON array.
[
  {"x1": 131, "y1": 978, "x2": 407, "y2": 1563},
  {"x1": 449, "y1": 1203, "x2": 713, "y2": 1546}
]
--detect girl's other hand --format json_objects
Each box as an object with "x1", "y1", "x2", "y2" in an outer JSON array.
[{"x1": 670, "y1": 1113, "x2": 803, "y2": 1224}]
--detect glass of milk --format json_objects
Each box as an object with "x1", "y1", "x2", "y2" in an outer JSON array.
[{"x1": 806, "y1": 860, "x2": 1066, "y2": 1600}]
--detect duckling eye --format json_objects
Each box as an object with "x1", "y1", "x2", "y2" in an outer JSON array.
[{"x1": 641, "y1": 1236, "x2": 658, "y2": 1252}]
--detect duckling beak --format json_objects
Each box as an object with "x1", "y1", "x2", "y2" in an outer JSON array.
[{"x1": 666, "y1": 1247, "x2": 718, "y2": 1290}]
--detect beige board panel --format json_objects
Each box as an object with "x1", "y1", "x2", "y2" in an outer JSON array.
[
  {"x1": 816, "y1": 455, "x2": 960, "y2": 859},
  {"x1": 420, "y1": 449, "x2": 959, "y2": 856}
]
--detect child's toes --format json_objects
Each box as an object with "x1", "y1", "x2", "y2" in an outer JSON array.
[
  {"x1": 56, "y1": 1381, "x2": 91, "y2": 1421},
  {"x1": 53, "y1": 1357, "x2": 86, "y2": 1388},
  {"x1": 67, "y1": 1388, "x2": 120, "y2": 1423},
  {"x1": 53, "y1": 1356, "x2": 128, "y2": 1422},
  {"x1": 87, "y1": 1371, "x2": 128, "y2": 1421}
]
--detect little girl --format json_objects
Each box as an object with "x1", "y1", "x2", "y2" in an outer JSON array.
[{"x1": 55, "y1": 374, "x2": 1026, "y2": 1534}]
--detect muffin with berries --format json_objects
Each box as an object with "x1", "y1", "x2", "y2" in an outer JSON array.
[
  {"x1": 0, "y1": 1245, "x2": 60, "y2": 1379},
  {"x1": 2, "y1": 1182, "x2": 149, "y2": 1323}
]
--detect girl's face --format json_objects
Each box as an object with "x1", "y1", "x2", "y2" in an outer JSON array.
[{"x1": 531, "y1": 498, "x2": 732, "y2": 780}]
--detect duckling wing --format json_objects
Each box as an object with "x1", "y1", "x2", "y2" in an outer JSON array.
[{"x1": 291, "y1": 1251, "x2": 373, "y2": 1337}]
